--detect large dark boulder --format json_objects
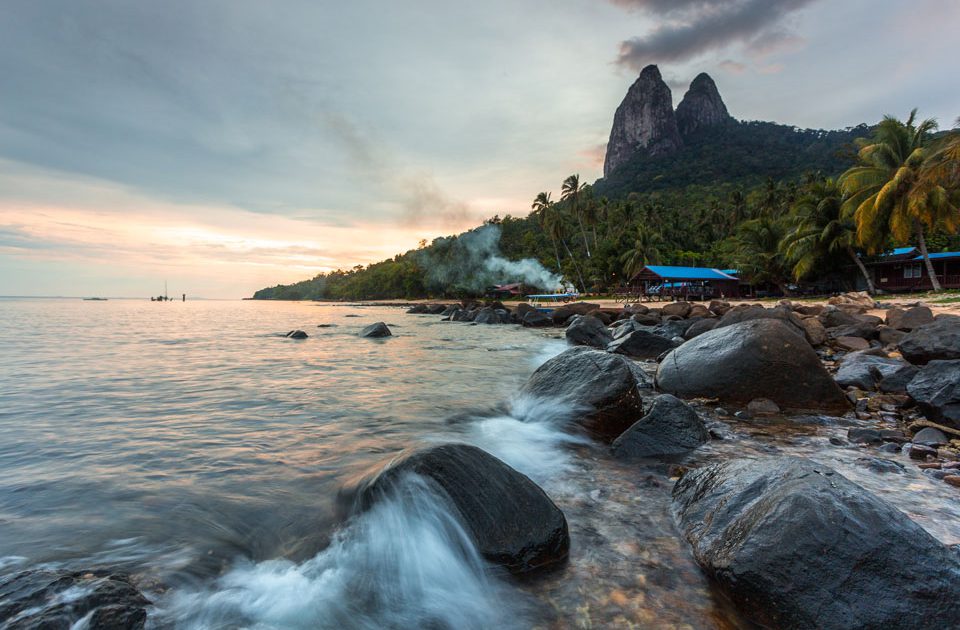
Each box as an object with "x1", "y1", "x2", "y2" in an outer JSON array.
[
  {"x1": 684, "y1": 318, "x2": 718, "y2": 339},
  {"x1": 346, "y1": 444, "x2": 568, "y2": 575},
  {"x1": 0, "y1": 569, "x2": 149, "y2": 629},
  {"x1": 886, "y1": 305, "x2": 934, "y2": 331},
  {"x1": 473, "y1": 307, "x2": 504, "y2": 324},
  {"x1": 606, "y1": 328, "x2": 679, "y2": 359},
  {"x1": 907, "y1": 359, "x2": 960, "y2": 429},
  {"x1": 673, "y1": 457, "x2": 960, "y2": 629},
  {"x1": 406, "y1": 304, "x2": 430, "y2": 314},
  {"x1": 656, "y1": 319, "x2": 848, "y2": 413},
  {"x1": 611, "y1": 394, "x2": 708, "y2": 458},
  {"x1": 521, "y1": 310, "x2": 553, "y2": 327},
  {"x1": 899, "y1": 317, "x2": 960, "y2": 364},
  {"x1": 834, "y1": 352, "x2": 909, "y2": 390},
  {"x1": 565, "y1": 315, "x2": 613, "y2": 349},
  {"x1": 878, "y1": 364, "x2": 920, "y2": 393},
  {"x1": 520, "y1": 346, "x2": 646, "y2": 439},
  {"x1": 820, "y1": 306, "x2": 861, "y2": 329},
  {"x1": 715, "y1": 304, "x2": 805, "y2": 339},
  {"x1": 551, "y1": 302, "x2": 600, "y2": 326},
  {"x1": 661, "y1": 301, "x2": 692, "y2": 318},
  {"x1": 359, "y1": 322, "x2": 392, "y2": 338}
]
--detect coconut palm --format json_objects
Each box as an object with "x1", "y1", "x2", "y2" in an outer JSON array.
[
  {"x1": 531, "y1": 192, "x2": 562, "y2": 273},
  {"x1": 782, "y1": 178, "x2": 876, "y2": 293},
  {"x1": 840, "y1": 110, "x2": 959, "y2": 291},
  {"x1": 561, "y1": 174, "x2": 591, "y2": 258},
  {"x1": 619, "y1": 224, "x2": 664, "y2": 278},
  {"x1": 733, "y1": 215, "x2": 793, "y2": 295},
  {"x1": 542, "y1": 204, "x2": 586, "y2": 292}
]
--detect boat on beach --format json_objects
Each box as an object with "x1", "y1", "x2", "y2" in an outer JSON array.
[{"x1": 526, "y1": 292, "x2": 579, "y2": 312}]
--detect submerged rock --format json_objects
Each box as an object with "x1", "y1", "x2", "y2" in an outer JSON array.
[
  {"x1": 899, "y1": 317, "x2": 960, "y2": 364},
  {"x1": 359, "y1": 322, "x2": 392, "y2": 338},
  {"x1": 0, "y1": 569, "x2": 150, "y2": 629},
  {"x1": 611, "y1": 394, "x2": 708, "y2": 458},
  {"x1": 672, "y1": 457, "x2": 960, "y2": 629},
  {"x1": 347, "y1": 443, "x2": 569, "y2": 575},
  {"x1": 520, "y1": 346, "x2": 646, "y2": 439},
  {"x1": 655, "y1": 319, "x2": 848, "y2": 414},
  {"x1": 565, "y1": 315, "x2": 613, "y2": 349},
  {"x1": 285, "y1": 329, "x2": 308, "y2": 339}
]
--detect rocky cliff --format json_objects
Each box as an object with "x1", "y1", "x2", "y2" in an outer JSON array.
[
  {"x1": 676, "y1": 72, "x2": 731, "y2": 136},
  {"x1": 603, "y1": 65, "x2": 682, "y2": 178},
  {"x1": 603, "y1": 67, "x2": 732, "y2": 177}
]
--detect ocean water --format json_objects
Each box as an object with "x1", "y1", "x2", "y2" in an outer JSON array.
[{"x1": 2, "y1": 298, "x2": 958, "y2": 628}]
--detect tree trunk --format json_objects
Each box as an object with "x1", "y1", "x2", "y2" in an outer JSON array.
[
  {"x1": 562, "y1": 239, "x2": 587, "y2": 293},
  {"x1": 551, "y1": 237, "x2": 562, "y2": 274},
  {"x1": 576, "y1": 212, "x2": 591, "y2": 258},
  {"x1": 916, "y1": 220, "x2": 943, "y2": 292},
  {"x1": 847, "y1": 246, "x2": 876, "y2": 294}
]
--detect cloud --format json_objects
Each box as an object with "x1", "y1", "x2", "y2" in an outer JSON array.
[
  {"x1": 612, "y1": 0, "x2": 819, "y2": 71},
  {"x1": 717, "y1": 59, "x2": 747, "y2": 74}
]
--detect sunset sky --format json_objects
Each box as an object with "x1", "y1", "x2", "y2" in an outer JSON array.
[{"x1": 2, "y1": 0, "x2": 958, "y2": 298}]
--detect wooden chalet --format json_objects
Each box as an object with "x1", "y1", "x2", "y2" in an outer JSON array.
[
  {"x1": 628, "y1": 265, "x2": 741, "y2": 300},
  {"x1": 868, "y1": 247, "x2": 960, "y2": 292}
]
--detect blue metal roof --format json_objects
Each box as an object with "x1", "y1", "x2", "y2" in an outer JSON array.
[
  {"x1": 643, "y1": 265, "x2": 738, "y2": 280},
  {"x1": 720, "y1": 269, "x2": 740, "y2": 278},
  {"x1": 892, "y1": 246, "x2": 917, "y2": 256},
  {"x1": 913, "y1": 251, "x2": 960, "y2": 260}
]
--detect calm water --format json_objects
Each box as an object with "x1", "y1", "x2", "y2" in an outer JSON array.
[{"x1": 1, "y1": 298, "x2": 958, "y2": 628}]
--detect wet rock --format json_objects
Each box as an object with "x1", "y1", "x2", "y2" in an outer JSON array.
[
  {"x1": 746, "y1": 398, "x2": 780, "y2": 416},
  {"x1": 906, "y1": 443, "x2": 938, "y2": 460},
  {"x1": 906, "y1": 359, "x2": 960, "y2": 428},
  {"x1": 285, "y1": 329, "x2": 308, "y2": 339},
  {"x1": 606, "y1": 328, "x2": 679, "y2": 359},
  {"x1": 684, "y1": 318, "x2": 718, "y2": 339},
  {"x1": 886, "y1": 305, "x2": 934, "y2": 331},
  {"x1": 348, "y1": 444, "x2": 569, "y2": 575},
  {"x1": 520, "y1": 346, "x2": 646, "y2": 439},
  {"x1": 651, "y1": 318, "x2": 696, "y2": 339},
  {"x1": 800, "y1": 317, "x2": 827, "y2": 346},
  {"x1": 835, "y1": 336, "x2": 870, "y2": 351},
  {"x1": 847, "y1": 428, "x2": 883, "y2": 444},
  {"x1": 473, "y1": 307, "x2": 502, "y2": 325},
  {"x1": 655, "y1": 319, "x2": 849, "y2": 414},
  {"x1": 829, "y1": 436, "x2": 847, "y2": 446},
  {"x1": 856, "y1": 456, "x2": 905, "y2": 474},
  {"x1": 913, "y1": 427, "x2": 949, "y2": 447},
  {"x1": 440, "y1": 304, "x2": 460, "y2": 317},
  {"x1": 878, "y1": 364, "x2": 919, "y2": 393},
  {"x1": 944, "y1": 475, "x2": 960, "y2": 488},
  {"x1": 359, "y1": 322, "x2": 392, "y2": 338},
  {"x1": 834, "y1": 352, "x2": 908, "y2": 390},
  {"x1": 880, "y1": 429, "x2": 908, "y2": 443},
  {"x1": 661, "y1": 301, "x2": 692, "y2": 318},
  {"x1": 0, "y1": 569, "x2": 149, "y2": 629},
  {"x1": 925, "y1": 468, "x2": 948, "y2": 480},
  {"x1": 551, "y1": 302, "x2": 600, "y2": 326},
  {"x1": 878, "y1": 442, "x2": 901, "y2": 453},
  {"x1": 611, "y1": 394, "x2": 708, "y2": 458},
  {"x1": 521, "y1": 310, "x2": 553, "y2": 328},
  {"x1": 565, "y1": 315, "x2": 613, "y2": 349},
  {"x1": 899, "y1": 316, "x2": 960, "y2": 364},
  {"x1": 316, "y1": 323, "x2": 337, "y2": 328},
  {"x1": 672, "y1": 457, "x2": 960, "y2": 630},
  {"x1": 406, "y1": 304, "x2": 430, "y2": 314}
]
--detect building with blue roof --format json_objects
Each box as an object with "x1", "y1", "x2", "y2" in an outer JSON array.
[
  {"x1": 869, "y1": 247, "x2": 960, "y2": 292},
  {"x1": 629, "y1": 264, "x2": 742, "y2": 299}
]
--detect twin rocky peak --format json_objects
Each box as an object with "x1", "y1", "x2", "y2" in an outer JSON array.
[{"x1": 604, "y1": 64, "x2": 732, "y2": 177}]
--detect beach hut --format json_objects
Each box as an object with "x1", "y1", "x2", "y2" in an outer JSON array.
[
  {"x1": 867, "y1": 247, "x2": 960, "y2": 292},
  {"x1": 628, "y1": 265, "x2": 740, "y2": 301}
]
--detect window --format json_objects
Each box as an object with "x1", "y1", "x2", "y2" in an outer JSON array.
[{"x1": 903, "y1": 264, "x2": 922, "y2": 279}]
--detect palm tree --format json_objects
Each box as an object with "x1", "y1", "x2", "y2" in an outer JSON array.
[
  {"x1": 619, "y1": 224, "x2": 663, "y2": 278},
  {"x1": 840, "y1": 110, "x2": 959, "y2": 291},
  {"x1": 561, "y1": 174, "x2": 591, "y2": 258},
  {"x1": 733, "y1": 215, "x2": 793, "y2": 296},
  {"x1": 782, "y1": 178, "x2": 876, "y2": 293},
  {"x1": 531, "y1": 192, "x2": 562, "y2": 273},
  {"x1": 543, "y1": 204, "x2": 586, "y2": 293}
]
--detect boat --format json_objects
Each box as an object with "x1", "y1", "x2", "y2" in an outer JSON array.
[{"x1": 526, "y1": 292, "x2": 579, "y2": 312}]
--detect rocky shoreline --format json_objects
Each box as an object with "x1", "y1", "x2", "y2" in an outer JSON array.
[{"x1": 8, "y1": 292, "x2": 960, "y2": 628}]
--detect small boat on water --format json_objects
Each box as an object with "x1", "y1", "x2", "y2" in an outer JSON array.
[{"x1": 526, "y1": 293, "x2": 579, "y2": 312}]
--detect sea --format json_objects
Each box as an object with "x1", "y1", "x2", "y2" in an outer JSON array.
[{"x1": 1, "y1": 297, "x2": 958, "y2": 628}]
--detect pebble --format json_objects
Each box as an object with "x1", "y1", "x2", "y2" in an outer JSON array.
[{"x1": 944, "y1": 475, "x2": 960, "y2": 488}]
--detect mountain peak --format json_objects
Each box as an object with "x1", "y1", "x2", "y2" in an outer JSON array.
[
  {"x1": 676, "y1": 72, "x2": 731, "y2": 136},
  {"x1": 603, "y1": 65, "x2": 682, "y2": 177}
]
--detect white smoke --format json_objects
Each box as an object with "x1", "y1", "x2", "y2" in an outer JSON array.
[{"x1": 420, "y1": 224, "x2": 562, "y2": 294}]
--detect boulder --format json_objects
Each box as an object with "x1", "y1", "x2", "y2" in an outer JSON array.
[
  {"x1": 820, "y1": 306, "x2": 861, "y2": 329},
  {"x1": 907, "y1": 359, "x2": 960, "y2": 428},
  {"x1": 913, "y1": 427, "x2": 949, "y2": 447},
  {"x1": 656, "y1": 319, "x2": 848, "y2": 413},
  {"x1": 427, "y1": 303, "x2": 449, "y2": 314},
  {"x1": 611, "y1": 394, "x2": 708, "y2": 458},
  {"x1": 886, "y1": 305, "x2": 934, "y2": 331},
  {"x1": 899, "y1": 317, "x2": 960, "y2": 364},
  {"x1": 877, "y1": 325, "x2": 905, "y2": 346},
  {"x1": 347, "y1": 444, "x2": 569, "y2": 575},
  {"x1": 607, "y1": 328, "x2": 680, "y2": 359},
  {"x1": 565, "y1": 315, "x2": 613, "y2": 349},
  {"x1": 847, "y1": 428, "x2": 883, "y2": 444},
  {"x1": 521, "y1": 310, "x2": 553, "y2": 327},
  {"x1": 828, "y1": 291, "x2": 877, "y2": 311},
  {"x1": 632, "y1": 312, "x2": 661, "y2": 326},
  {"x1": 708, "y1": 300, "x2": 732, "y2": 316},
  {"x1": 834, "y1": 352, "x2": 909, "y2": 390},
  {"x1": 586, "y1": 309, "x2": 614, "y2": 326},
  {"x1": 440, "y1": 305, "x2": 460, "y2": 317},
  {"x1": 746, "y1": 398, "x2": 780, "y2": 416},
  {"x1": 520, "y1": 346, "x2": 646, "y2": 438},
  {"x1": 800, "y1": 317, "x2": 827, "y2": 346},
  {"x1": 551, "y1": 302, "x2": 600, "y2": 326},
  {"x1": 285, "y1": 329, "x2": 308, "y2": 339},
  {"x1": 672, "y1": 457, "x2": 960, "y2": 629},
  {"x1": 473, "y1": 307, "x2": 501, "y2": 324},
  {"x1": 795, "y1": 304, "x2": 824, "y2": 317},
  {"x1": 684, "y1": 318, "x2": 718, "y2": 339},
  {"x1": 406, "y1": 304, "x2": 430, "y2": 314},
  {"x1": 626, "y1": 303, "x2": 650, "y2": 315},
  {"x1": 450, "y1": 308, "x2": 475, "y2": 322},
  {"x1": 715, "y1": 304, "x2": 806, "y2": 339},
  {"x1": 651, "y1": 318, "x2": 697, "y2": 340},
  {"x1": 359, "y1": 322, "x2": 392, "y2": 338},
  {"x1": 661, "y1": 301, "x2": 692, "y2": 318},
  {"x1": 688, "y1": 304, "x2": 711, "y2": 318},
  {"x1": 878, "y1": 364, "x2": 920, "y2": 393},
  {"x1": 0, "y1": 569, "x2": 149, "y2": 629},
  {"x1": 834, "y1": 336, "x2": 870, "y2": 352},
  {"x1": 514, "y1": 303, "x2": 535, "y2": 318}
]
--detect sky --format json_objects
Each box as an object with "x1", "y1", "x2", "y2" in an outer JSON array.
[{"x1": 1, "y1": 0, "x2": 957, "y2": 298}]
